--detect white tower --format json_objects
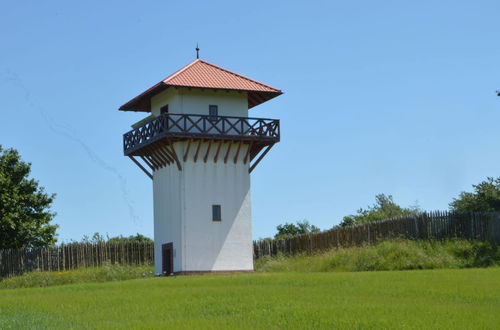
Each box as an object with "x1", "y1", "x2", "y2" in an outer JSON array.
[{"x1": 120, "y1": 58, "x2": 281, "y2": 275}]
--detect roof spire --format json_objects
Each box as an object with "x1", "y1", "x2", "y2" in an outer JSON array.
[{"x1": 195, "y1": 43, "x2": 200, "y2": 59}]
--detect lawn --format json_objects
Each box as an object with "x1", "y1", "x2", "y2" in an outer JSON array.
[{"x1": 0, "y1": 268, "x2": 499, "y2": 329}]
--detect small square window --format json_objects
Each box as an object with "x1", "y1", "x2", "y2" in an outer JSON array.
[
  {"x1": 212, "y1": 205, "x2": 221, "y2": 221},
  {"x1": 160, "y1": 104, "x2": 169, "y2": 114},
  {"x1": 209, "y1": 105, "x2": 218, "y2": 120}
]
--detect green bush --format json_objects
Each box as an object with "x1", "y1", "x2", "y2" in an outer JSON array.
[
  {"x1": 0, "y1": 264, "x2": 154, "y2": 290},
  {"x1": 255, "y1": 239, "x2": 500, "y2": 273},
  {"x1": 450, "y1": 240, "x2": 500, "y2": 267}
]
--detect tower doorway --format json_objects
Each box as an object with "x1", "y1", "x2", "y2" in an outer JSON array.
[{"x1": 162, "y1": 243, "x2": 174, "y2": 276}]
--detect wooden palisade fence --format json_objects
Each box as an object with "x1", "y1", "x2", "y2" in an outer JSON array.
[
  {"x1": 0, "y1": 241, "x2": 154, "y2": 278},
  {"x1": 2, "y1": 212, "x2": 500, "y2": 278},
  {"x1": 254, "y1": 211, "x2": 500, "y2": 259}
]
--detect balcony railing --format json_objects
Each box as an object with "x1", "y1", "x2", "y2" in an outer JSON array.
[{"x1": 123, "y1": 113, "x2": 280, "y2": 155}]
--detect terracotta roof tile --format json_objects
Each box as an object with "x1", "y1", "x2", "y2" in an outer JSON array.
[
  {"x1": 119, "y1": 59, "x2": 282, "y2": 112},
  {"x1": 163, "y1": 59, "x2": 280, "y2": 92}
]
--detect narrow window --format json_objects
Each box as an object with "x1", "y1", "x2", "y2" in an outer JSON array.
[
  {"x1": 209, "y1": 105, "x2": 218, "y2": 120},
  {"x1": 160, "y1": 104, "x2": 169, "y2": 114},
  {"x1": 212, "y1": 205, "x2": 221, "y2": 221}
]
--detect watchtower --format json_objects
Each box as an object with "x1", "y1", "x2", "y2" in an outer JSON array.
[{"x1": 120, "y1": 58, "x2": 281, "y2": 275}]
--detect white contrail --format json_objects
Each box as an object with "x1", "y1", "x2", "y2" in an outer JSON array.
[{"x1": 0, "y1": 69, "x2": 142, "y2": 227}]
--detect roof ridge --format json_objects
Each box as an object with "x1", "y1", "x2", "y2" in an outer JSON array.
[
  {"x1": 162, "y1": 59, "x2": 201, "y2": 83},
  {"x1": 194, "y1": 59, "x2": 281, "y2": 92}
]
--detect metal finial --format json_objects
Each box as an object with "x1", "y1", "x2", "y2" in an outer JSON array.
[{"x1": 196, "y1": 43, "x2": 200, "y2": 59}]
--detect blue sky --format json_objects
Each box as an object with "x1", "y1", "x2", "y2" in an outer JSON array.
[{"x1": 1, "y1": 0, "x2": 499, "y2": 242}]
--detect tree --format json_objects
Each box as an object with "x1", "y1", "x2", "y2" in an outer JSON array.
[
  {"x1": 339, "y1": 194, "x2": 420, "y2": 227},
  {"x1": 450, "y1": 177, "x2": 500, "y2": 212},
  {"x1": 79, "y1": 232, "x2": 106, "y2": 244},
  {"x1": 0, "y1": 145, "x2": 58, "y2": 249},
  {"x1": 77, "y1": 232, "x2": 153, "y2": 244},
  {"x1": 274, "y1": 220, "x2": 320, "y2": 239},
  {"x1": 108, "y1": 233, "x2": 152, "y2": 243}
]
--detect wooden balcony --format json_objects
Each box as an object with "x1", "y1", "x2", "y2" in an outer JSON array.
[
  {"x1": 123, "y1": 113, "x2": 279, "y2": 156},
  {"x1": 123, "y1": 114, "x2": 280, "y2": 177}
]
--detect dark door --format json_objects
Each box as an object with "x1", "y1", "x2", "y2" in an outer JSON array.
[{"x1": 162, "y1": 243, "x2": 173, "y2": 276}]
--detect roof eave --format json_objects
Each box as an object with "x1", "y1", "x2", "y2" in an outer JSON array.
[
  {"x1": 120, "y1": 84, "x2": 282, "y2": 112},
  {"x1": 248, "y1": 90, "x2": 283, "y2": 109},
  {"x1": 119, "y1": 82, "x2": 168, "y2": 112}
]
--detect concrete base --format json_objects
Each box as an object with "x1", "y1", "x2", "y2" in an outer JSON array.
[{"x1": 172, "y1": 269, "x2": 254, "y2": 276}]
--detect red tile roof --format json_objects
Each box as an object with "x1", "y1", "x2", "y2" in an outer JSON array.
[{"x1": 119, "y1": 59, "x2": 282, "y2": 112}]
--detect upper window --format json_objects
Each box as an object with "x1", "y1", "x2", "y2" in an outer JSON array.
[
  {"x1": 160, "y1": 104, "x2": 169, "y2": 114},
  {"x1": 209, "y1": 105, "x2": 218, "y2": 120},
  {"x1": 212, "y1": 205, "x2": 222, "y2": 222}
]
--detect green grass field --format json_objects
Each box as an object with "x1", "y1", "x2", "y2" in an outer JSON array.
[{"x1": 1, "y1": 268, "x2": 499, "y2": 329}]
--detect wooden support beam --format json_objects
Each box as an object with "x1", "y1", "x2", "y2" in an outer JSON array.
[
  {"x1": 213, "y1": 141, "x2": 223, "y2": 163},
  {"x1": 151, "y1": 148, "x2": 170, "y2": 167},
  {"x1": 249, "y1": 144, "x2": 274, "y2": 173},
  {"x1": 243, "y1": 142, "x2": 253, "y2": 164},
  {"x1": 233, "y1": 141, "x2": 243, "y2": 164},
  {"x1": 249, "y1": 144, "x2": 264, "y2": 162},
  {"x1": 157, "y1": 145, "x2": 173, "y2": 164},
  {"x1": 203, "y1": 140, "x2": 213, "y2": 163},
  {"x1": 129, "y1": 156, "x2": 153, "y2": 180},
  {"x1": 161, "y1": 144, "x2": 175, "y2": 165},
  {"x1": 193, "y1": 140, "x2": 202, "y2": 163},
  {"x1": 140, "y1": 156, "x2": 154, "y2": 171},
  {"x1": 146, "y1": 146, "x2": 163, "y2": 170},
  {"x1": 166, "y1": 144, "x2": 182, "y2": 171},
  {"x1": 164, "y1": 147, "x2": 175, "y2": 164},
  {"x1": 147, "y1": 154, "x2": 160, "y2": 171},
  {"x1": 183, "y1": 139, "x2": 193, "y2": 162},
  {"x1": 224, "y1": 142, "x2": 233, "y2": 164},
  {"x1": 143, "y1": 155, "x2": 158, "y2": 171}
]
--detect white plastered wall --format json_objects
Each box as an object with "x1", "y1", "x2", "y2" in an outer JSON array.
[
  {"x1": 153, "y1": 163, "x2": 183, "y2": 273},
  {"x1": 182, "y1": 141, "x2": 253, "y2": 271},
  {"x1": 153, "y1": 142, "x2": 253, "y2": 273},
  {"x1": 151, "y1": 88, "x2": 248, "y2": 117},
  {"x1": 151, "y1": 89, "x2": 253, "y2": 274}
]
